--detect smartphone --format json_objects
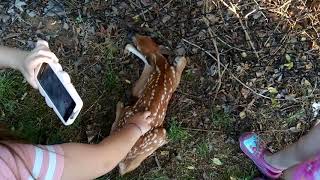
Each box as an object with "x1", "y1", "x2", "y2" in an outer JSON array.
[{"x1": 36, "y1": 63, "x2": 83, "y2": 125}]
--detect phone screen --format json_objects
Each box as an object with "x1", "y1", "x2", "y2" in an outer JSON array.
[{"x1": 37, "y1": 63, "x2": 76, "y2": 122}]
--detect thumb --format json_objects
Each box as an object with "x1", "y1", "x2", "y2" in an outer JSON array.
[
  {"x1": 36, "y1": 40, "x2": 49, "y2": 48},
  {"x1": 27, "y1": 76, "x2": 38, "y2": 89}
]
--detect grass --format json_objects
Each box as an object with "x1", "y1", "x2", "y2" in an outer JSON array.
[
  {"x1": 286, "y1": 108, "x2": 305, "y2": 125},
  {"x1": 220, "y1": 165, "x2": 257, "y2": 180},
  {"x1": 168, "y1": 118, "x2": 190, "y2": 142},
  {"x1": 210, "y1": 107, "x2": 232, "y2": 131},
  {"x1": 196, "y1": 142, "x2": 211, "y2": 158},
  {"x1": 105, "y1": 67, "x2": 120, "y2": 91},
  {"x1": 103, "y1": 43, "x2": 121, "y2": 92},
  {"x1": 0, "y1": 71, "x2": 26, "y2": 114}
]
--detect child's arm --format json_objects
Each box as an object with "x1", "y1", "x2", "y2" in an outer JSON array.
[
  {"x1": 0, "y1": 41, "x2": 58, "y2": 88},
  {"x1": 60, "y1": 112, "x2": 152, "y2": 180},
  {"x1": 0, "y1": 47, "x2": 28, "y2": 69}
]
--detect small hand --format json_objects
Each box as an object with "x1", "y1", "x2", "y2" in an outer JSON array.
[
  {"x1": 126, "y1": 111, "x2": 153, "y2": 135},
  {"x1": 19, "y1": 40, "x2": 59, "y2": 89}
]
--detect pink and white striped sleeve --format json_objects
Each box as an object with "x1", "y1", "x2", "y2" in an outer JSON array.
[{"x1": 0, "y1": 143, "x2": 64, "y2": 180}]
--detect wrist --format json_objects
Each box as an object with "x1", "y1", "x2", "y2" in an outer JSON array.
[
  {"x1": 6, "y1": 49, "x2": 29, "y2": 70},
  {"x1": 126, "y1": 123, "x2": 143, "y2": 136},
  {"x1": 12, "y1": 50, "x2": 29, "y2": 70}
]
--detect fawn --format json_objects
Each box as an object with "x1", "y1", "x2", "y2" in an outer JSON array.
[{"x1": 111, "y1": 34, "x2": 187, "y2": 175}]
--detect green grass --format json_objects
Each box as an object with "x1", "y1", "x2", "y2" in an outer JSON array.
[
  {"x1": 105, "y1": 67, "x2": 120, "y2": 91},
  {"x1": 0, "y1": 71, "x2": 26, "y2": 114},
  {"x1": 210, "y1": 108, "x2": 232, "y2": 131},
  {"x1": 183, "y1": 69, "x2": 195, "y2": 81},
  {"x1": 196, "y1": 142, "x2": 211, "y2": 158},
  {"x1": 221, "y1": 165, "x2": 257, "y2": 180},
  {"x1": 286, "y1": 108, "x2": 305, "y2": 125},
  {"x1": 103, "y1": 43, "x2": 121, "y2": 92},
  {"x1": 168, "y1": 118, "x2": 190, "y2": 142}
]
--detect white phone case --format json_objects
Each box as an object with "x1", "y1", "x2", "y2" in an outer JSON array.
[{"x1": 36, "y1": 62, "x2": 83, "y2": 125}]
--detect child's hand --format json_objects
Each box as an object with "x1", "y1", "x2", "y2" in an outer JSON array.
[
  {"x1": 126, "y1": 111, "x2": 153, "y2": 135},
  {"x1": 19, "y1": 40, "x2": 59, "y2": 89}
]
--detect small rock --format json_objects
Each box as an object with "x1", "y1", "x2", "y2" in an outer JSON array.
[
  {"x1": 239, "y1": 111, "x2": 246, "y2": 119},
  {"x1": 305, "y1": 63, "x2": 312, "y2": 70},
  {"x1": 112, "y1": 6, "x2": 118, "y2": 15},
  {"x1": 206, "y1": 14, "x2": 219, "y2": 23},
  {"x1": 241, "y1": 52, "x2": 247, "y2": 58},
  {"x1": 15, "y1": 0, "x2": 27, "y2": 11},
  {"x1": 253, "y1": 11, "x2": 262, "y2": 19},
  {"x1": 265, "y1": 66, "x2": 273, "y2": 72},
  {"x1": 256, "y1": 71, "x2": 264, "y2": 77},
  {"x1": 302, "y1": 55, "x2": 307, "y2": 60},
  {"x1": 176, "y1": 155, "x2": 182, "y2": 161},
  {"x1": 0, "y1": 14, "x2": 10, "y2": 23},
  {"x1": 26, "y1": 10, "x2": 36, "y2": 17},
  {"x1": 63, "y1": 22, "x2": 69, "y2": 30},
  {"x1": 162, "y1": 15, "x2": 171, "y2": 23},
  {"x1": 176, "y1": 47, "x2": 186, "y2": 56},
  {"x1": 140, "y1": 0, "x2": 152, "y2": 6},
  {"x1": 289, "y1": 126, "x2": 301, "y2": 133},
  {"x1": 197, "y1": 0, "x2": 204, "y2": 6}
]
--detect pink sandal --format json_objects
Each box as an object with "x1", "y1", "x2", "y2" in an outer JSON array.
[{"x1": 239, "y1": 132, "x2": 283, "y2": 179}]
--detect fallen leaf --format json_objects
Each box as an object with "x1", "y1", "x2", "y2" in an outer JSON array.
[
  {"x1": 187, "y1": 166, "x2": 195, "y2": 170},
  {"x1": 284, "y1": 61, "x2": 294, "y2": 70},
  {"x1": 212, "y1": 158, "x2": 223, "y2": 166},
  {"x1": 285, "y1": 54, "x2": 291, "y2": 61},
  {"x1": 160, "y1": 151, "x2": 169, "y2": 156},
  {"x1": 268, "y1": 87, "x2": 278, "y2": 94}
]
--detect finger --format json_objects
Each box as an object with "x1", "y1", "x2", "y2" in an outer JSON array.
[
  {"x1": 29, "y1": 50, "x2": 59, "y2": 63},
  {"x1": 36, "y1": 40, "x2": 49, "y2": 48},
  {"x1": 32, "y1": 56, "x2": 58, "y2": 66},
  {"x1": 26, "y1": 76, "x2": 38, "y2": 89}
]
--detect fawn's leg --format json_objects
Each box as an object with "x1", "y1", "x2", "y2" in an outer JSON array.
[
  {"x1": 173, "y1": 56, "x2": 187, "y2": 91},
  {"x1": 118, "y1": 128, "x2": 167, "y2": 175},
  {"x1": 132, "y1": 64, "x2": 154, "y2": 98},
  {"x1": 265, "y1": 124, "x2": 320, "y2": 170},
  {"x1": 111, "y1": 102, "x2": 124, "y2": 133}
]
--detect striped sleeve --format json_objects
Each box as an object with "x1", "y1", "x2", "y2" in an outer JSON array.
[{"x1": 0, "y1": 143, "x2": 64, "y2": 180}]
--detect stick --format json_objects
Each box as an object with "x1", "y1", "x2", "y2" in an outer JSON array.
[
  {"x1": 217, "y1": 0, "x2": 260, "y2": 59},
  {"x1": 182, "y1": 38, "x2": 290, "y2": 101}
]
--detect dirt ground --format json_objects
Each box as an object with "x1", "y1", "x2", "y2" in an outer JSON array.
[{"x1": 0, "y1": 0, "x2": 320, "y2": 179}]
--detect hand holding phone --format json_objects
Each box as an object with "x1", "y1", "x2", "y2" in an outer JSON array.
[{"x1": 31, "y1": 40, "x2": 83, "y2": 125}]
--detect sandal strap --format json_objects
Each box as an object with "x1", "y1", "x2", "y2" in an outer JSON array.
[{"x1": 240, "y1": 132, "x2": 283, "y2": 178}]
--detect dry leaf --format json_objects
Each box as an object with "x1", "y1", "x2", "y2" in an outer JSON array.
[{"x1": 212, "y1": 158, "x2": 223, "y2": 166}]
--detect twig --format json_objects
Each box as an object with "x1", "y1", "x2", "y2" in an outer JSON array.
[
  {"x1": 218, "y1": 0, "x2": 260, "y2": 59},
  {"x1": 82, "y1": 90, "x2": 107, "y2": 116},
  {"x1": 182, "y1": 38, "x2": 282, "y2": 101},
  {"x1": 257, "y1": 129, "x2": 290, "y2": 133},
  {"x1": 133, "y1": 0, "x2": 174, "y2": 19},
  {"x1": 154, "y1": 155, "x2": 162, "y2": 169},
  {"x1": 181, "y1": 127, "x2": 222, "y2": 133},
  {"x1": 202, "y1": 16, "x2": 225, "y2": 103}
]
